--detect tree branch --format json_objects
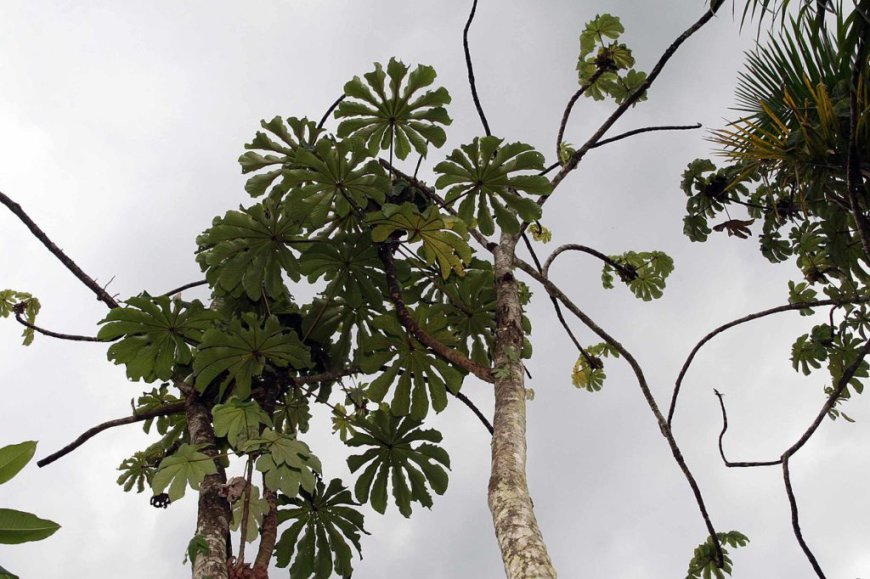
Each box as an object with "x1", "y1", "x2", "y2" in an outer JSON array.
[
  {"x1": 377, "y1": 238, "x2": 494, "y2": 383},
  {"x1": 713, "y1": 390, "x2": 782, "y2": 467},
  {"x1": 159, "y1": 279, "x2": 208, "y2": 297},
  {"x1": 0, "y1": 191, "x2": 120, "y2": 309},
  {"x1": 453, "y1": 389, "x2": 493, "y2": 435},
  {"x1": 318, "y1": 94, "x2": 346, "y2": 131},
  {"x1": 668, "y1": 296, "x2": 870, "y2": 427},
  {"x1": 555, "y1": 69, "x2": 605, "y2": 160},
  {"x1": 548, "y1": 2, "x2": 724, "y2": 193},
  {"x1": 782, "y1": 457, "x2": 826, "y2": 579},
  {"x1": 463, "y1": 0, "x2": 491, "y2": 137},
  {"x1": 514, "y1": 256, "x2": 725, "y2": 567},
  {"x1": 37, "y1": 401, "x2": 186, "y2": 467},
  {"x1": 13, "y1": 309, "x2": 103, "y2": 342},
  {"x1": 542, "y1": 243, "x2": 636, "y2": 280}
]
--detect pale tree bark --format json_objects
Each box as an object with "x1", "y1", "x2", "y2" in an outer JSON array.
[
  {"x1": 488, "y1": 232, "x2": 556, "y2": 578},
  {"x1": 184, "y1": 387, "x2": 232, "y2": 579}
]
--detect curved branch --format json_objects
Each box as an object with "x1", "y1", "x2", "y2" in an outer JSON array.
[
  {"x1": 555, "y1": 69, "x2": 605, "y2": 160},
  {"x1": 782, "y1": 457, "x2": 826, "y2": 579},
  {"x1": 463, "y1": 0, "x2": 491, "y2": 137},
  {"x1": 548, "y1": 1, "x2": 724, "y2": 193},
  {"x1": 14, "y1": 310, "x2": 103, "y2": 342},
  {"x1": 514, "y1": 256, "x2": 725, "y2": 567},
  {"x1": 713, "y1": 390, "x2": 782, "y2": 468},
  {"x1": 542, "y1": 243, "x2": 635, "y2": 280},
  {"x1": 378, "y1": 240, "x2": 493, "y2": 383},
  {"x1": 0, "y1": 191, "x2": 120, "y2": 309},
  {"x1": 668, "y1": 296, "x2": 870, "y2": 427},
  {"x1": 159, "y1": 279, "x2": 208, "y2": 297},
  {"x1": 318, "y1": 94, "x2": 346, "y2": 131},
  {"x1": 452, "y1": 390, "x2": 493, "y2": 434},
  {"x1": 37, "y1": 401, "x2": 186, "y2": 467}
]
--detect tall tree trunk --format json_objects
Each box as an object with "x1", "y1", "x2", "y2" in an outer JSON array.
[
  {"x1": 488, "y1": 232, "x2": 556, "y2": 578},
  {"x1": 185, "y1": 389, "x2": 232, "y2": 579}
]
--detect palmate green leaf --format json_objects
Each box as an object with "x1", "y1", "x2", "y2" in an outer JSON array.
[
  {"x1": 0, "y1": 562, "x2": 20, "y2": 579},
  {"x1": 336, "y1": 58, "x2": 452, "y2": 160},
  {"x1": 347, "y1": 409, "x2": 449, "y2": 517},
  {"x1": 276, "y1": 478, "x2": 368, "y2": 578},
  {"x1": 0, "y1": 441, "x2": 36, "y2": 485},
  {"x1": 150, "y1": 444, "x2": 218, "y2": 502},
  {"x1": 579, "y1": 13, "x2": 624, "y2": 59},
  {"x1": 434, "y1": 136, "x2": 551, "y2": 235},
  {"x1": 230, "y1": 484, "x2": 270, "y2": 542},
  {"x1": 193, "y1": 313, "x2": 312, "y2": 399},
  {"x1": 281, "y1": 138, "x2": 391, "y2": 229},
  {"x1": 299, "y1": 233, "x2": 387, "y2": 306},
  {"x1": 685, "y1": 531, "x2": 749, "y2": 579},
  {"x1": 98, "y1": 295, "x2": 219, "y2": 383},
  {"x1": 368, "y1": 202, "x2": 472, "y2": 278},
  {"x1": 239, "y1": 116, "x2": 324, "y2": 198},
  {"x1": 275, "y1": 388, "x2": 312, "y2": 435},
  {"x1": 361, "y1": 309, "x2": 463, "y2": 421},
  {"x1": 196, "y1": 198, "x2": 303, "y2": 301},
  {"x1": 571, "y1": 342, "x2": 620, "y2": 392},
  {"x1": 0, "y1": 290, "x2": 40, "y2": 346},
  {"x1": 0, "y1": 509, "x2": 60, "y2": 545},
  {"x1": 134, "y1": 383, "x2": 183, "y2": 436},
  {"x1": 213, "y1": 397, "x2": 272, "y2": 449},
  {"x1": 601, "y1": 251, "x2": 675, "y2": 301},
  {"x1": 250, "y1": 429, "x2": 321, "y2": 498}
]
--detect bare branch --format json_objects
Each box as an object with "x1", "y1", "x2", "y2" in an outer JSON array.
[
  {"x1": 514, "y1": 256, "x2": 725, "y2": 567},
  {"x1": 14, "y1": 309, "x2": 103, "y2": 342},
  {"x1": 542, "y1": 243, "x2": 635, "y2": 280},
  {"x1": 378, "y1": 238, "x2": 494, "y2": 383},
  {"x1": 0, "y1": 191, "x2": 120, "y2": 309},
  {"x1": 159, "y1": 280, "x2": 208, "y2": 297},
  {"x1": 782, "y1": 457, "x2": 827, "y2": 579},
  {"x1": 318, "y1": 94, "x2": 346, "y2": 131},
  {"x1": 37, "y1": 401, "x2": 186, "y2": 467},
  {"x1": 463, "y1": 0, "x2": 491, "y2": 137},
  {"x1": 713, "y1": 390, "x2": 782, "y2": 468},
  {"x1": 669, "y1": 296, "x2": 870, "y2": 427},
  {"x1": 452, "y1": 390, "x2": 493, "y2": 434},
  {"x1": 555, "y1": 69, "x2": 605, "y2": 160},
  {"x1": 548, "y1": 2, "x2": 724, "y2": 194}
]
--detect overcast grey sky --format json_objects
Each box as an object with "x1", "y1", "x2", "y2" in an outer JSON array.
[{"x1": 1, "y1": 1, "x2": 868, "y2": 577}]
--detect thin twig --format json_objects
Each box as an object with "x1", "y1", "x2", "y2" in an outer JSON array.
[
  {"x1": 0, "y1": 191, "x2": 120, "y2": 309},
  {"x1": 555, "y1": 69, "x2": 605, "y2": 160},
  {"x1": 14, "y1": 310, "x2": 103, "y2": 342},
  {"x1": 542, "y1": 243, "x2": 635, "y2": 280},
  {"x1": 514, "y1": 256, "x2": 725, "y2": 567},
  {"x1": 668, "y1": 296, "x2": 870, "y2": 427},
  {"x1": 548, "y1": 2, "x2": 724, "y2": 194},
  {"x1": 713, "y1": 390, "x2": 782, "y2": 467},
  {"x1": 782, "y1": 457, "x2": 826, "y2": 579},
  {"x1": 318, "y1": 94, "x2": 346, "y2": 131},
  {"x1": 37, "y1": 401, "x2": 187, "y2": 467},
  {"x1": 452, "y1": 390, "x2": 493, "y2": 434},
  {"x1": 463, "y1": 0, "x2": 491, "y2": 137},
  {"x1": 159, "y1": 280, "x2": 208, "y2": 297}
]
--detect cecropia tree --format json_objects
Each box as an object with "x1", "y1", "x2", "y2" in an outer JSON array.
[{"x1": 1, "y1": 0, "x2": 868, "y2": 578}]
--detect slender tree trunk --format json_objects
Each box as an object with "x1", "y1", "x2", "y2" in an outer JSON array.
[
  {"x1": 185, "y1": 389, "x2": 232, "y2": 579},
  {"x1": 488, "y1": 232, "x2": 556, "y2": 578}
]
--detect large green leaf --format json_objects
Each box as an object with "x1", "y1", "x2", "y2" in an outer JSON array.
[
  {"x1": 0, "y1": 441, "x2": 35, "y2": 486},
  {"x1": 196, "y1": 198, "x2": 304, "y2": 301},
  {"x1": 281, "y1": 138, "x2": 391, "y2": 229},
  {"x1": 230, "y1": 484, "x2": 270, "y2": 542},
  {"x1": 239, "y1": 116, "x2": 324, "y2": 198},
  {"x1": 248, "y1": 429, "x2": 321, "y2": 498},
  {"x1": 299, "y1": 233, "x2": 386, "y2": 306},
  {"x1": 336, "y1": 58, "x2": 452, "y2": 160},
  {"x1": 369, "y1": 203, "x2": 472, "y2": 278},
  {"x1": 600, "y1": 250, "x2": 675, "y2": 301},
  {"x1": 98, "y1": 295, "x2": 219, "y2": 382},
  {"x1": 575, "y1": 14, "x2": 647, "y2": 104},
  {"x1": 685, "y1": 531, "x2": 749, "y2": 579},
  {"x1": 361, "y1": 310, "x2": 463, "y2": 421},
  {"x1": 193, "y1": 313, "x2": 312, "y2": 399},
  {"x1": 150, "y1": 444, "x2": 218, "y2": 502},
  {"x1": 346, "y1": 409, "x2": 450, "y2": 517},
  {"x1": 213, "y1": 398, "x2": 272, "y2": 449},
  {"x1": 434, "y1": 137, "x2": 551, "y2": 235},
  {"x1": 275, "y1": 478, "x2": 368, "y2": 578},
  {"x1": 0, "y1": 509, "x2": 60, "y2": 545}
]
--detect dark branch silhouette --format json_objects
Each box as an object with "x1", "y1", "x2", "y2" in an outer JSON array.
[
  {"x1": 555, "y1": 69, "x2": 605, "y2": 160},
  {"x1": 37, "y1": 401, "x2": 186, "y2": 467},
  {"x1": 0, "y1": 191, "x2": 120, "y2": 309},
  {"x1": 14, "y1": 309, "x2": 103, "y2": 342},
  {"x1": 453, "y1": 390, "x2": 493, "y2": 434},
  {"x1": 669, "y1": 296, "x2": 870, "y2": 427},
  {"x1": 463, "y1": 0, "x2": 491, "y2": 137},
  {"x1": 159, "y1": 280, "x2": 208, "y2": 297},
  {"x1": 318, "y1": 94, "x2": 346, "y2": 131}
]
